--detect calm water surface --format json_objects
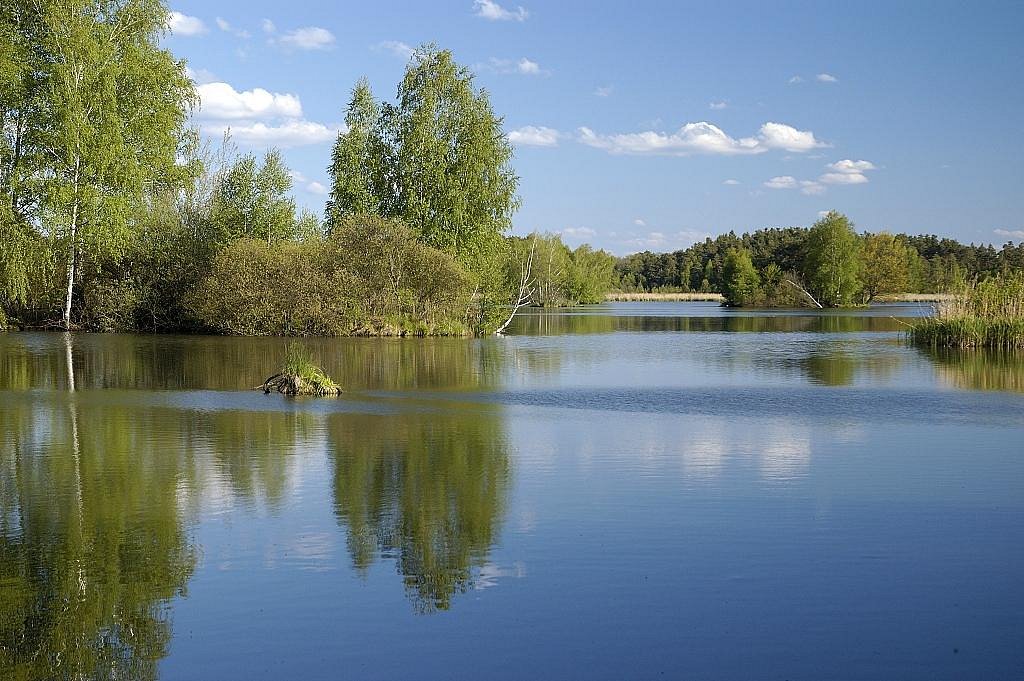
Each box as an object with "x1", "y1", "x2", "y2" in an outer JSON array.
[{"x1": 1, "y1": 303, "x2": 1023, "y2": 680}]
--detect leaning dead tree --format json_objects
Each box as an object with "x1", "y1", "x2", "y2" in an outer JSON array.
[
  {"x1": 495, "y1": 235, "x2": 538, "y2": 335},
  {"x1": 784, "y1": 277, "x2": 823, "y2": 308}
]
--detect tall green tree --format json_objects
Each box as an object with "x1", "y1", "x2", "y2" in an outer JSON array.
[
  {"x1": 36, "y1": 0, "x2": 195, "y2": 328},
  {"x1": 802, "y1": 211, "x2": 861, "y2": 306},
  {"x1": 860, "y1": 231, "x2": 913, "y2": 301},
  {"x1": 325, "y1": 78, "x2": 384, "y2": 228},
  {"x1": 388, "y1": 45, "x2": 519, "y2": 268},
  {"x1": 209, "y1": 149, "x2": 296, "y2": 244},
  {"x1": 721, "y1": 247, "x2": 761, "y2": 306}
]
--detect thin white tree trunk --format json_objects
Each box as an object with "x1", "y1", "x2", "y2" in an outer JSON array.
[
  {"x1": 62, "y1": 159, "x2": 81, "y2": 330},
  {"x1": 496, "y1": 235, "x2": 537, "y2": 335}
]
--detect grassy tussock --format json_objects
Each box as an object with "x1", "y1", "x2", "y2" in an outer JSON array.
[
  {"x1": 605, "y1": 292, "x2": 724, "y2": 302},
  {"x1": 262, "y1": 343, "x2": 341, "y2": 396},
  {"x1": 911, "y1": 272, "x2": 1024, "y2": 349}
]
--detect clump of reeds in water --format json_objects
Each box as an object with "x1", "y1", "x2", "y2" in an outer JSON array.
[
  {"x1": 260, "y1": 343, "x2": 341, "y2": 396},
  {"x1": 910, "y1": 271, "x2": 1024, "y2": 349}
]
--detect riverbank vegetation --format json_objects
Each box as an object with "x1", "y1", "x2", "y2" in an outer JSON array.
[
  {"x1": 910, "y1": 271, "x2": 1024, "y2": 349},
  {"x1": 0, "y1": 4, "x2": 613, "y2": 335}
]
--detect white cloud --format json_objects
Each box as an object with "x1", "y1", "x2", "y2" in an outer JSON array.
[
  {"x1": 508, "y1": 126, "x2": 560, "y2": 147},
  {"x1": 594, "y1": 85, "x2": 613, "y2": 97},
  {"x1": 723, "y1": 179, "x2": 741, "y2": 185},
  {"x1": 306, "y1": 181, "x2": 328, "y2": 195},
  {"x1": 562, "y1": 226, "x2": 595, "y2": 238},
  {"x1": 633, "y1": 218, "x2": 646, "y2": 227},
  {"x1": 709, "y1": 101, "x2": 728, "y2": 110},
  {"x1": 818, "y1": 210, "x2": 831, "y2": 218},
  {"x1": 196, "y1": 82, "x2": 302, "y2": 120},
  {"x1": 788, "y1": 75, "x2": 804, "y2": 84},
  {"x1": 800, "y1": 180, "x2": 826, "y2": 195},
  {"x1": 994, "y1": 229, "x2": 1024, "y2": 240},
  {"x1": 517, "y1": 58, "x2": 541, "y2": 75},
  {"x1": 278, "y1": 26, "x2": 335, "y2": 51},
  {"x1": 764, "y1": 176, "x2": 799, "y2": 189},
  {"x1": 474, "y1": 0, "x2": 528, "y2": 21},
  {"x1": 204, "y1": 120, "x2": 339, "y2": 148},
  {"x1": 820, "y1": 158, "x2": 875, "y2": 184},
  {"x1": 816, "y1": 73, "x2": 839, "y2": 83},
  {"x1": 215, "y1": 17, "x2": 251, "y2": 39},
  {"x1": 168, "y1": 11, "x2": 206, "y2": 36},
  {"x1": 376, "y1": 41, "x2": 415, "y2": 60},
  {"x1": 619, "y1": 229, "x2": 708, "y2": 253},
  {"x1": 185, "y1": 66, "x2": 219, "y2": 85},
  {"x1": 261, "y1": 19, "x2": 276, "y2": 34},
  {"x1": 578, "y1": 121, "x2": 825, "y2": 156},
  {"x1": 483, "y1": 57, "x2": 548, "y2": 76},
  {"x1": 758, "y1": 122, "x2": 826, "y2": 152}
]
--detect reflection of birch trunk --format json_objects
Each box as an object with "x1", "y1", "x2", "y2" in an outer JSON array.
[
  {"x1": 64, "y1": 332, "x2": 75, "y2": 392},
  {"x1": 64, "y1": 332, "x2": 86, "y2": 595},
  {"x1": 495, "y1": 235, "x2": 537, "y2": 335}
]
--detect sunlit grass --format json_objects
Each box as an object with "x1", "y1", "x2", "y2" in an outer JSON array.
[{"x1": 911, "y1": 272, "x2": 1024, "y2": 349}]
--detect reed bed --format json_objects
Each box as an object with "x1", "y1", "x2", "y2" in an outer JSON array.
[
  {"x1": 910, "y1": 272, "x2": 1024, "y2": 349},
  {"x1": 605, "y1": 292, "x2": 724, "y2": 302},
  {"x1": 875, "y1": 293, "x2": 956, "y2": 303}
]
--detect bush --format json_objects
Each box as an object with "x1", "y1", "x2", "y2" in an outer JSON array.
[{"x1": 190, "y1": 215, "x2": 476, "y2": 336}]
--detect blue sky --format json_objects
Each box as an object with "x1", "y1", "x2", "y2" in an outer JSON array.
[{"x1": 165, "y1": 0, "x2": 1024, "y2": 254}]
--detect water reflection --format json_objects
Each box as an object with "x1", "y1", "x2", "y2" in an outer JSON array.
[
  {"x1": 925, "y1": 347, "x2": 1024, "y2": 393},
  {"x1": 327, "y1": 409, "x2": 510, "y2": 613},
  {"x1": 0, "y1": 333, "x2": 508, "y2": 393},
  {"x1": 510, "y1": 308, "x2": 917, "y2": 335},
  {"x1": 0, "y1": 399, "x2": 196, "y2": 680}
]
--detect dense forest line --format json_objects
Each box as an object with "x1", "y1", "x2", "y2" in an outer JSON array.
[
  {"x1": 616, "y1": 212, "x2": 1024, "y2": 306},
  {"x1": 0, "y1": 1, "x2": 610, "y2": 335}
]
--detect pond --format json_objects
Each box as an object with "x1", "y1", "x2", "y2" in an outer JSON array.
[{"x1": 1, "y1": 303, "x2": 1022, "y2": 680}]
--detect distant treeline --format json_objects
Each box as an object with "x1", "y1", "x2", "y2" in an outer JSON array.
[{"x1": 616, "y1": 215, "x2": 1024, "y2": 304}]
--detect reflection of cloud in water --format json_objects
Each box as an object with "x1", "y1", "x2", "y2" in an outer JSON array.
[
  {"x1": 758, "y1": 423, "x2": 811, "y2": 481},
  {"x1": 474, "y1": 561, "x2": 527, "y2": 590}
]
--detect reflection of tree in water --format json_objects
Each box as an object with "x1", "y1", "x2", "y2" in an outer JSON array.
[
  {"x1": 328, "y1": 410, "x2": 510, "y2": 613},
  {"x1": 0, "y1": 333, "x2": 508, "y2": 393},
  {"x1": 924, "y1": 347, "x2": 1024, "y2": 392},
  {"x1": 0, "y1": 400, "x2": 196, "y2": 680},
  {"x1": 507, "y1": 310, "x2": 910, "y2": 336}
]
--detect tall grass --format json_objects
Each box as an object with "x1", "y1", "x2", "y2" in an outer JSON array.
[
  {"x1": 261, "y1": 343, "x2": 341, "y2": 395},
  {"x1": 910, "y1": 271, "x2": 1024, "y2": 349}
]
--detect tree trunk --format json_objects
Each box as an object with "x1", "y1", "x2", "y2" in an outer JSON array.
[{"x1": 62, "y1": 160, "x2": 81, "y2": 330}]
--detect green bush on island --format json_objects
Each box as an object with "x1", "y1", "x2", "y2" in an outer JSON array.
[{"x1": 911, "y1": 271, "x2": 1024, "y2": 349}]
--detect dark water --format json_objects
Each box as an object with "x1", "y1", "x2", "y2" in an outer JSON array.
[{"x1": 1, "y1": 303, "x2": 1023, "y2": 680}]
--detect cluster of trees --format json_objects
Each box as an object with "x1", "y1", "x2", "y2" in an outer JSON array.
[
  {"x1": 1, "y1": 3, "x2": 613, "y2": 335},
  {"x1": 617, "y1": 213, "x2": 1024, "y2": 306}
]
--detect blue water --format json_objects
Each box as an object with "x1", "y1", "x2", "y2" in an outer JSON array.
[{"x1": 1, "y1": 303, "x2": 1022, "y2": 680}]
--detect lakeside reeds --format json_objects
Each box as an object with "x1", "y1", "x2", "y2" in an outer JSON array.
[{"x1": 910, "y1": 272, "x2": 1024, "y2": 349}]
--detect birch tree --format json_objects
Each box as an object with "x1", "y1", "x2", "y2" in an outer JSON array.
[{"x1": 38, "y1": 0, "x2": 194, "y2": 328}]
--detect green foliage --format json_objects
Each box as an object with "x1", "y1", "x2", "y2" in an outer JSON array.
[
  {"x1": 209, "y1": 149, "x2": 297, "y2": 244},
  {"x1": 326, "y1": 78, "x2": 384, "y2": 226},
  {"x1": 189, "y1": 216, "x2": 476, "y2": 336},
  {"x1": 802, "y1": 211, "x2": 862, "y2": 306},
  {"x1": 860, "y1": 232, "x2": 914, "y2": 301},
  {"x1": 911, "y1": 271, "x2": 1024, "y2": 349},
  {"x1": 326, "y1": 45, "x2": 519, "y2": 275},
  {"x1": 721, "y1": 248, "x2": 761, "y2": 306}
]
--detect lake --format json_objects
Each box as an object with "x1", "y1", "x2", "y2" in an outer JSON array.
[{"x1": 1, "y1": 302, "x2": 1023, "y2": 680}]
